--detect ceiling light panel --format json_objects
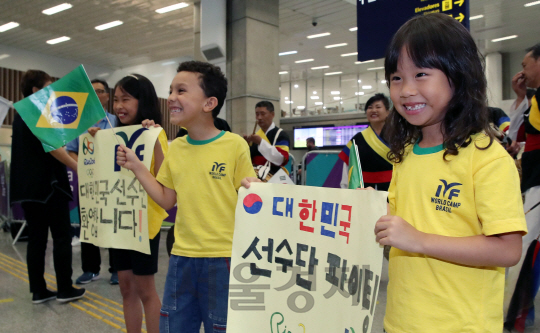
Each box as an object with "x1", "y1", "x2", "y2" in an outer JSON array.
[
  {"x1": 156, "y1": 2, "x2": 189, "y2": 14},
  {"x1": 279, "y1": 51, "x2": 297, "y2": 56},
  {"x1": 491, "y1": 35, "x2": 518, "y2": 42},
  {"x1": 95, "y1": 21, "x2": 123, "y2": 31},
  {"x1": 47, "y1": 36, "x2": 70, "y2": 44},
  {"x1": 325, "y1": 43, "x2": 348, "y2": 49},
  {"x1": 295, "y1": 59, "x2": 314, "y2": 63},
  {"x1": 307, "y1": 32, "x2": 331, "y2": 39},
  {"x1": 42, "y1": 3, "x2": 72, "y2": 15},
  {"x1": 0, "y1": 22, "x2": 19, "y2": 32}
]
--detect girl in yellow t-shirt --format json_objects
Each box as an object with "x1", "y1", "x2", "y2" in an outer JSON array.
[
  {"x1": 109, "y1": 74, "x2": 168, "y2": 333},
  {"x1": 375, "y1": 14, "x2": 527, "y2": 333}
]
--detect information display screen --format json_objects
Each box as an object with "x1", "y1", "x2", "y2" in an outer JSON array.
[{"x1": 293, "y1": 123, "x2": 369, "y2": 149}]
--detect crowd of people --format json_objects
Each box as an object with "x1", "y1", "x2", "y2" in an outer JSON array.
[{"x1": 7, "y1": 12, "x2": 540, "y2": 333}]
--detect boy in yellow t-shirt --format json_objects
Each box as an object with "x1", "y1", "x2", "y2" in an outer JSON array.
[{"x1": 116, "y1": 61, "x2": 255, "y2": 332}]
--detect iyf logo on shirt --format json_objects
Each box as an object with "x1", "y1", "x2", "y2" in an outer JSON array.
[
  {"x1": 209, "y1": 162, "x2": 227, "y2": 179},
  {"x1": 36, "y1": 92, "x2": 88, "y2": 129},
  {"x1": 431, "y1": 179, "x2": 462, "y2": 213}
]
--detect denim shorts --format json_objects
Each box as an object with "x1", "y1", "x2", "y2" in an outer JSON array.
[{"x1": 160, "y1": 255, "x2": 231, "y2": 333}]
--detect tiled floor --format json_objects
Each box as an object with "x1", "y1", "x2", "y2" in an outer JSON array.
[{"x1": 0, "y1": 228, "x2": 537, "y2": 332}]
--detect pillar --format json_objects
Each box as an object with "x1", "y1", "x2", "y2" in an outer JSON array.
[{"x1": 226, "y1": 0, "x2": 280, "y2": 134}]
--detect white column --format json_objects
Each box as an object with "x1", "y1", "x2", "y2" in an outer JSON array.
[{"x1": 485, "y1": 52, "x2": 503, "y2": 108}]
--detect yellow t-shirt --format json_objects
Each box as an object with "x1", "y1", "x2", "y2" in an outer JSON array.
[
  {"x1": 385, "y1": 133, "x2": 527, "y2": 333},
  {"x1": 156, "y1": 131, "x2": 256, "y2": 257},
  {"x1": 147, "y1": 130, "x2": 169, "y2": 239}
]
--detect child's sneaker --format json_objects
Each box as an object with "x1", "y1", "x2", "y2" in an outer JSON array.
[
  {"x1": 57, "y1": 288, "x2": 86, "y2": 303},
  {"x1": 75, "y1": 272, "x2": 100, "y2": 284},
  {"x1": 110, "y1": 272, "x2": 119, "y2": 285},
  {"x1": 32, "y1": 289, "x2": 57, "y2": 304}
]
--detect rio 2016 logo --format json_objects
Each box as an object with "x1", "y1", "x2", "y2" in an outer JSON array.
[{"x1": 82, "y1": 137, "x2": 94, "y2": 155}]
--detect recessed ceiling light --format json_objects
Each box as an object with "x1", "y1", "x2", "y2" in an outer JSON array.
[
  {"x1": 469, "y1": 15, "x2": 484, "y2": 20},
  {"x1": 311, "y1": 65, "x2": 329, "y2": 70},
  {"x1": 285, "y1": 101, "x2": 293, "y2": 104},
  {"x1": 307, "y1": 32, "x2": 331, "y2": 39},
  {"x1": 294, "y1": 84, "x2": 299, "y2": 88},
  {"x1": 298, "y1": 106, "x2": 305, "y2": 110},
  {"x1": 0, "y1": 54, "x2": 10, "y2": 60},
  {"x1": 524, "y1": 1, "x2": 540, "y2": 7},
  {"x1": 325, "y1": 43, "x2": 348, "y2": 49},
  {"x1": 295, "y1": 59, "x2": 314, "y2": 63},
  {"x1": 95, "y1": 21, "x2": 123, "y2": 31},
  {"x1": 97, "y1": 72, "x2": 110, "y2": 77},
  {"x1": 42, "y1": 3, "x2": 72, "y2": 15},
  {"x1": 46, "y1": 36, "x2": 70, "y2": 45},
  {"x1": 349, "y1": 27, "x2": 358, "y2": 32},
  {"x1": 285, "y1": 97, "x2": 289, "y2": 100},
  {"x1": 341, "y1": 52, "x2": 358, "y2": 57},
  {"x1": 381, "y1": 80, "x2": 387, "y2": 84},
  {"x1": 367, "y1": 67, "x2": 384, "y2": 70},
  {"x1": 156, "y1": 2, "x2": 189, "y2": 14},
  {"x1": 279, "y1": 71, "x2": 288, "y2": 75},
  {"x1": 355, "y1": 92, "x2": 365, "y2": 96},
  {"x1": 362, "y1": 85, "x2": 372, "y2": 89},
  {"x1": 333, "y1": 97, "x2": 341, "y2": 100},
  {"x1": 315, "y1": 102, "x2": 323, "y2": 105},
  {"x1": 325, "y1": 72, "x2": 342, "y2": 76},
  {"x1": 491, "y1": 35, "x2": 518, "y2": 42},
  {"x1": 310, "y1": 96, "x2": 320, "y2": 100},
  {"x1": 358, "y1": 79, "x2": 362, "y2": 83},
  {"x1": 0, "y1": 22, "x2": 19, "y2": 32},
  {"x1": 331, "y1": 91, "x2": 340, "y2": 95},
  {"x1": 161, "y1": 61, "x2": 176, "y2": 66},
  {"x1": 355, "y1": 60, "x2": 375, "y2": 64},
  {"x1": 313, "y1": 91, "x2": 317, "y2": 94},
  {"x1": 279, "y1": 51, "x2": 297, "y2": 56}
]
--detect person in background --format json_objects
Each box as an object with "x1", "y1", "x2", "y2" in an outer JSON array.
[
  {"x1": 66, "y1": 79, "x2": 119, "y2": 286},
  {"x1": 504, "y1": 43, "x2": 540, "y2": 324},
  {"x1": 244, "y1": 101, "x2": 290, "y2": 179},
  {"x1": 339, "y1": 93, "x2": 392, "y2": 191},
  {"x1": 297, "y1": 137, "x2": 317, "y2": 184},
  {"x1": 306, "y1": 137, "x2": 317, "y2": 151},
  {"x1": 10, "y1": 69, "x2": 85, "y2": 304}
]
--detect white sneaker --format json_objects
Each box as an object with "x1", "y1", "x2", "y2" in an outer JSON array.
[{"x1": 71, "y1": 236, "x2": 81, "y2": 246}]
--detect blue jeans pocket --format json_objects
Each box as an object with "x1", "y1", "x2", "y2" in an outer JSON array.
[{"x1": 159, "y1": 309, "x2": 170, "y2": 333}]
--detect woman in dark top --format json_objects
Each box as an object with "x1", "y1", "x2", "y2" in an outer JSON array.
[{"x1": 10, "y1": 69, "x2": 85, "y2": 304}]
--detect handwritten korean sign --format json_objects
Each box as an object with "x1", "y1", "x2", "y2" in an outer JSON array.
[
  {"x1": 78, "y1": 125, "x2": 163, "y2": 254},
  {"x1": 229, "y1": 183, "x2": 387, "y2": 332}
]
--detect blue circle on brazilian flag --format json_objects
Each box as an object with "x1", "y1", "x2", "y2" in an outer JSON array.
[{"x1": 50, "y1": 96, "x2": 79, "y2": 124}]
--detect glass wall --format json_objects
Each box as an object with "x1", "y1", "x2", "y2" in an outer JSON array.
[{"x1": 279, "y1": 70, "x2": 389, "y2": 118}]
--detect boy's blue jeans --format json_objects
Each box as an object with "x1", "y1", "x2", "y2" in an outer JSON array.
[{"x1": 160, "y1": 255, "x2": 230, "y2": 333}]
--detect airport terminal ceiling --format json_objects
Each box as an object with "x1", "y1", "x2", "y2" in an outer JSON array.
[{"x1": 0, "y1": 0, "x2": 538, "y2": 75}]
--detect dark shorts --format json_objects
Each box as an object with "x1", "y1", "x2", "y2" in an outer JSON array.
[{"x1": 111, "y1": 232, "x2": 161, "y2": 275}]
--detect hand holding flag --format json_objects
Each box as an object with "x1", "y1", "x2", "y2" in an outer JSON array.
[{"x1": 14, "y1": 65, "x2": 107, "y2": 152}]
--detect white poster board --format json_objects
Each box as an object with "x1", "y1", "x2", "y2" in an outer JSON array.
[
  {"x1": 229, "y1": 183, "x2": 387, "y2": 332},
  {"x1": 78, "y1": 125, "x2": 163, "y2": 254}
]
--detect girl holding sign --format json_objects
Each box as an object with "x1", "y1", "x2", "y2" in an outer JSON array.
[
  {"x1": 109, "y1": 74, "x2": 168, "y2": 333},
  {"x1": 375, "y1": 13, "x2": 527, "y2": 333}
]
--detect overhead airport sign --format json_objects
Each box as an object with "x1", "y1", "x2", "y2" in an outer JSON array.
[{"x1": 356, "y1": 0, "x2": 470, "y2": 62}]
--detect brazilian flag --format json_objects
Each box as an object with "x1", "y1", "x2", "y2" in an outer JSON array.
[
  {"x1": 14, "y1": 65, "x2": 106, "y2": 152},
  {"x1": 348, "y1": 140, "x2": 364, "y2": 189}
]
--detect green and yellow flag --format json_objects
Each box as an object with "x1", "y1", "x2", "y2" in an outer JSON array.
[
  {"x1": 348, "y1": 139, "x2": 364, "y2": 189},
  {"x1": 14, "y1": 65, "x2": 106, "y2": 152}
]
